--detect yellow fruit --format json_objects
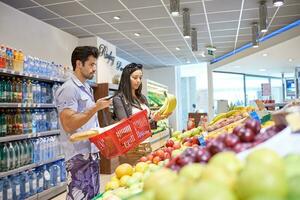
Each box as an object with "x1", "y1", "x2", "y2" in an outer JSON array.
[
  {"x1": 120, "y1": 175, "x2": 131, "y2": 187},
  {"x1": 111, "y1": 175, "x2": 119, "y2": 183},
  {"x1": 105, "y1": 180, "x2": 120, "y2": 191},
  {"x1": 135, "y1": 162, "x2": 149, "y2": 173},
  {"x1": 115, "y1": 163, "x2": 134, "y2": 179}
]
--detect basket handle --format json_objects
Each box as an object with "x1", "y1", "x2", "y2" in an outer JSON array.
[{"x1": 70, "y1": 130, "x2": 99, "y2": 142}]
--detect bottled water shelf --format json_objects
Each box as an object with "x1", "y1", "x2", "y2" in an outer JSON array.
[
  {"x1": 0, "y1": 68, "x2": 65, "y2": 83},
  {"x1": 0, "y1": 103, "x2": 56, "y2": 108},
  {"x1": 0, "y1": 130, "x2": 60, "y2": 143},
  {"x1": 26, "y1": 182, "x2": 67, "y2": 200},
  {"x1": 0, "y1": 155, "x2": 65, "y2": 178}
]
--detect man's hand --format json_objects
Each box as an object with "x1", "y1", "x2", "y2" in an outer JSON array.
[{"x1": 96, "y1": 98, "x2": 112, "y2": 110}]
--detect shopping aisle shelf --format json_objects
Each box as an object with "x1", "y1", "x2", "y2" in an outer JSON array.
[{"x1": 0, "y1": 130, "x2": 60, "y2": 143}]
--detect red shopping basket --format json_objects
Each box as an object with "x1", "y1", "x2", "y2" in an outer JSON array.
[{"x1": 89, "y1": 110, "x2": 152, "y2": 158}]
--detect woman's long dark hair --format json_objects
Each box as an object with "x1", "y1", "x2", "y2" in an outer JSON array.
[{"x1": 118, "y1": 63, "x2": 145, "y2": 105}]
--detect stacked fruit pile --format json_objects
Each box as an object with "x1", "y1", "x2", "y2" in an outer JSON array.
[
  {"x1": 128, "y1": 149, "x2": 300, "y2": 200},
  {"x1": 167, "y1": 119, "x2": 285, "y2": 171}
]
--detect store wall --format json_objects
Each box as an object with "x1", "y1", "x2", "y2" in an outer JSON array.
[
  {"x1": 0, "y1": 2, "x2": 78, "y2": 67},
  {"x1": 143, "y1": 67, "x2": 178, "y2": 130}
]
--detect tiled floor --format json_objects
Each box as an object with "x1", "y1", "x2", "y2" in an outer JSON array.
[{"x1": 50, "y1": 174, "x2": 113, "y2": 200}]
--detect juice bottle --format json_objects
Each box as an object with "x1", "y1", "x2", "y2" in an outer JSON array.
[
  {"x1": 0, "y1": 45, "x2": 6, "y2": 68},
  {"x1": 27, "y1": 80, "x2": 33, "y2": 104},
  {"x1": 6, "y1": 110, "x2": 13, "y2": 135},
  {"x1": 18, "y1": 50, "x2": 24, "y2": 72},
  {"x1": 16, "y1": 78, "x2": 22, "y2": 103},
  {"x1": 5, "y1": 77, "x2": 12, "y2": 103},
  {"x1": 11, "y1": 77, "x2": 17, "y2": 103},
  {"x1": 13, "y1": 49, "x2": 18, "y2": 71}
]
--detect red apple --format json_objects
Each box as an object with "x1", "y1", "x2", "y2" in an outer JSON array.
[
  {"x1": 140, "y1": 156, "x2": 147, "y2": 162},
  {"x1": 224, "y1": 134, "x2": 240, "y2": 147},
  {"x1": 192, "y1": 136, "x2": 200, "y2": 145},
  {"x1": 156, "y1": 150, "x2": 165, "y2": 159},
  {"x1": 240, "y1": 128, "x2": 256, "y2": 142},
  {"x1": 245, "y1": 119, "x2": 261, "y2": 134},
  {"x1": 207, "y1": 139, "x2": 226, "y2": 155},
  {"x1": 173, "y1": 142, "x2": 181, "y2": 150},
  {"x1": 166, "y1": 139, "x2": 174, "y2": 147},
  {"x1": 164, "y1": 152, "x2": 171, "y2": 159},
  {"x1": 233, "y1": 125, "x2": 243, "y2": 136},
  {"x1": 183, "y1": 142, "x2": 192, "y2": 147}
]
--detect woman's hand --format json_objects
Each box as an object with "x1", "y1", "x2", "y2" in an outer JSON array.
[{"x1": 152, "y1": 112, "x2": 172, "y2": 121}]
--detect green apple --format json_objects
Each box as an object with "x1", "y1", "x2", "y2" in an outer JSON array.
[
  {"x1": 209, "y1": 151, "x2": 243, "y2": 175},
  {"x1": 246, "y1": 149, "x2": 284, "y2": 174},
  {"x1": 126, "y1": 176, "x2": 139, "y2": 187},
  {"x1": 201, "y1": 165, "x2": 236, "y2": 189},
  {"x1": 156, "y1": 182, "x2": 185, "y2": 200},
  {"x1": 287, "y1": 175, "x2": 300, "y2": 200},
  {"x1": 179, "y1": 163, "x2": 204, "y2": 182},
  {"x1": 132, "y1": 172, "x2": 144, "y2": 182},
  {"x1": 236, "y1": 165, "x2": 287, "y2": 200},
  {"x1": 185, "y1": 181, "x2": 237, "y2": 200},
  {"x1": 172, "y1": 131, "x2": 181, "y2": 138},
  {"x1": 284, "y1": 154, "x2": 300, "y2": 179}
]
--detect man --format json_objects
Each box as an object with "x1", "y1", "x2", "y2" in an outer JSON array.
[{"x1": 55, "y1": 46, "x2": 111, "y2": 200}]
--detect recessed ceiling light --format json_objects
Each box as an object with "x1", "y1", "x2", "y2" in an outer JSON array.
[
  {"x1": 113, "y1": 16, "x2": 120, "y2": 20},
  {"x1": 273, "y1": 0, "x2": 284, "y2": 7},
  {"x1": 186, "y1": 60, "x2": 191, "y2": 64},
  {"x1": 259, "y1": 68, "x2": 266, "y2": 71},
  {"x1": 262, "y1": 53, "x2": 268, "y2": 57},
  {"x1": 175, "y1": 47, "x2": 181, "y2": 51},
  {"x1": 289, "y1": 58, "x2": 293, "y2": 62},
  {"x1": 184, "y1": 35, "x2": 191, "y2": 39},
  {"x1": 134, "y1": 33, "x2": 141, "y2": 37},
  {"x1": 171, "y1": 12, "x2": 180, "y2": 17}
]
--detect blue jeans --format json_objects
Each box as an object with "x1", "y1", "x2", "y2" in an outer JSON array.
[{"x1": 66, "y1": 154, "x2": 100, "y2": 200}]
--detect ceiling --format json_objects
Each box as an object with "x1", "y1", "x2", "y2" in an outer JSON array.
[
  {"x1": 1, "y1": 0, "x2": 300, "y2": 68},
  {"x1": 216, "y1": 34, "x2": 300, "y2": 77}
]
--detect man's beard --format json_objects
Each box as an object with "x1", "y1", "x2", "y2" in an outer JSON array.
[{"x1": 84, "y1": 73, "x2": 94, "y2": 80}]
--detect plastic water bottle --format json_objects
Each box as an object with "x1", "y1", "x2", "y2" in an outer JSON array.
[
  {"x1": 11, "y1": 174, "x2": 21, "y2": 200},
  {"x1": 8, "y1": 143, "x2": 15, "y2": 170},
  {"x1": 33, "y1": 139, "x2": 40, "y2": 163},
  {"x1": 22, "y1": 79, "x2": 28, "y2": 104},
  {"x1": 28, "y1": 140, "x2": 33, "y2": 164},
  {"x1": 49, "y1": 109, "x2": 58, "y2": 130},
  {"x1": 22, "y1": 140, "x2": 28, "y2": 165},
  {"x1": 28, "y1": 169, "x2": 37, "y2": 196},
  {"x1": 0, "y1": 178, "x2": 3, "y2": 200},
  {"x1": 39, "y1": 138, "x2": 44, "y2": 162},
  {"x1": 35, "y1": 167, "x2": 44, "y2": 193},
  {"x1": 17, "y1": 141, "x2": 25, "y2": 167},
  {"x1": 1, "y1": 143, "x2": 9, "y2": 171},
  {"x1": 59, "y1": 161, "x2": 66, "y2": 182},
  {"x1": 3, "y1": 177, "x2": 13, "y2": 200},
  {"x1": 20, "y1": 172, "x2": 30, "y2": 199},
  {"x1": 13, "y1": 142, "x2": 21, "y2": 168},
  {"x1": 36, "y1": 82, "x2": 41, "y2": 103},
  {"x1": 43, "y1": 165, "x2": 50, "y2": 190}
]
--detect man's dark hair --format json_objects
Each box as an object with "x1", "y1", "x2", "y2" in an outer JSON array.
[
  {"x1": 71, "y1": 46, "x2": 99, "y2": 71},
  {"x1": 118, "y1": 63, "x2": 145, "y2": 105}
]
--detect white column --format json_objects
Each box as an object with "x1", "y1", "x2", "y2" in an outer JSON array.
[{"x1": 207, "y1": 67, "x2": 214, "y2": 121}]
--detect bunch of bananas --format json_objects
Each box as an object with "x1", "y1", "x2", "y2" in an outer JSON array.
[{"x1": 155, "y1": 92, "x2": 177, "y2": 117}]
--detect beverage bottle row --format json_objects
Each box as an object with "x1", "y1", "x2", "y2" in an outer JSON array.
[
  {"x1": 0, "y1": 136, "x2": 61, "y2": 172},
  {"x1": 23, "y1": 56, "x2": 65, "y2": 79},
  {"x1": 0, "y1": 45, "x2": 24, "y2": 72},
  {"x1": 0, "y1": 77, "x2": 59, "y2": 104},
  {"x1": 0, "y1": 140, "x2": 33, "y2": 172},
  {"x1": 0, "y1": 108, "x2": 59, "y2": 137},
  {"x1": 0, "y1": 160, "x2": 66, "y2": 200}
]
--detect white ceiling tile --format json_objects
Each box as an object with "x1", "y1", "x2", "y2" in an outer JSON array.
[
  {"x1": 66, "y1": 14, "x2": 105, "y2": 26},
  {"x1": 46, "y1": 2, "x2": 90, "y2": 17},
  {"x1": 84, "y1": 24, "x2": 115, "y2": 33},
  {"x1": 111, "y1": 21, "x2": 145, "y2": 31},
  {"x1": 80, "y1": 0, "x2": 125, "y2": 13},
  {"x1": 21, "y1": 6, "x2": 59, "y2": 20},
  {"x1": 97, "y1": 10, "x2": 136, "y2": 24},
  {"x1": 131, "y1": 6, "x2": 169, "y2": 20},
  {"x1": 1, "y1": 0, "x2": 38, "y2": 9},
  {"x1": 120, "y1": 0, "x2": 161, "y2": 9}
]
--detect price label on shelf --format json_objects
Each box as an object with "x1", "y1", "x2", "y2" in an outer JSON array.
[{"x1": 17, "y1": 103, "x2": 22, "y2": 107}]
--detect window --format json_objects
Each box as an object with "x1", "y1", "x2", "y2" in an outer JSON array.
[
  {"x1": 213, "y1": 72, "x2": 245, "y2": 106},
  {"x1": 245, "y1": 76, "x2": 269, "y2": 105},
  {"x1": 271, "y1": 78, "x2": 283, "y2": 102}
]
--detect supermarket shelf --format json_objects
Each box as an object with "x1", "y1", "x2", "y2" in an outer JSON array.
[
  {"x1": 26, "y1": 182, "x2": 67, "y2": 200},
  {"x1": 0, "y1": 68, "x2": 65, "y2": 83},
  {"x1": 0, "y1": 103, "x2": 56, "y2": 108},
  {"x1": 0, "y1": 130, "x2": 60, "y2": 143},
  {"x1": 0, "y1": 155, "x2": 65, "y2": 178},
  {"x1": 37, "y1": 182, "x2": 67, "y2": 200}
]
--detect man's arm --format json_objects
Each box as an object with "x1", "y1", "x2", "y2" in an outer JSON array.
[{"x1": 60, "y1": 98, "x2": 111, "y2": 133}]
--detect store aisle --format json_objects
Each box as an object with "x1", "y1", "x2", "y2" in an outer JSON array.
[{"x1": 50, "y1": 174, "x2": 113, "y2": 199}]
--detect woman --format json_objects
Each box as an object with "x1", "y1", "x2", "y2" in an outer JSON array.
[{"x1": 113, "y1": 63, "x2": 166, "y2": 128}]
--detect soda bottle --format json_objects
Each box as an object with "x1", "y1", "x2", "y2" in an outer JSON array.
[
  {"x1": 5, "y1": 78, "x2": 12, "y2": 103},
  {"x1": 0, "y1": 110, "x2": 7, "y2": 137},
  {"x1": 27, "y1": 80, "x2": 33, "y2": 104},
  {"x1": 28, "y1": 140, "x2": 34, "y2": 164},
  {"x1": 11, "y1": 110, "x2": 18, "y2": 135},
  {"x1": 0, "y1": 77, "x2": 4, "y2": 102},
  {"x1": 5, "y1": 48, "x2": 11, "y2": 70},
  {"x1": 11, "y1": 174, "x2": 21, "y2": 200},
  {"x1": 6, "y1": 110, "x2": 12, "y2": 135},
  {"x1": 26, "y1": 110, "x2": 32, "y2": 134},
  {"x1": 0, "y1": 45, "x2": 6, "y2": 68},
  {"x1": 16, "y1": 78, "x2": 22, "y2": 103},
  {"x1": 18, "y1": 141, "x2": 25, "y2": 167},
  {"x1": 15, "y1": 109, "x2": 23, "y2": 135},
  {"x1": 22, "y1": 79, "x2": 28, "y2": 103},
  {"x1": 18, "y1": 50, "x2": 24, "y2": 72},
  {"x1": 3, "y1": 177, "x2": 13, "y2": 200},
  {"x1": 11, "y1": 77, "x2": 17, "y2": 103},
  {"x1": 0, "y1": 178, "x2": 3, "y2": 200},
  {"x1": 2, "y1": 143, "x2": 10, "y2": 171},
  {"x1": 14, "y1": 142, "x2": 21, "y2": 168},
  {"x1": 13, "y1": 49, "x2": 18, "y2": 71},
  {"x1": 8, "y1": 142, "x2": 15, "y2": 170}
]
